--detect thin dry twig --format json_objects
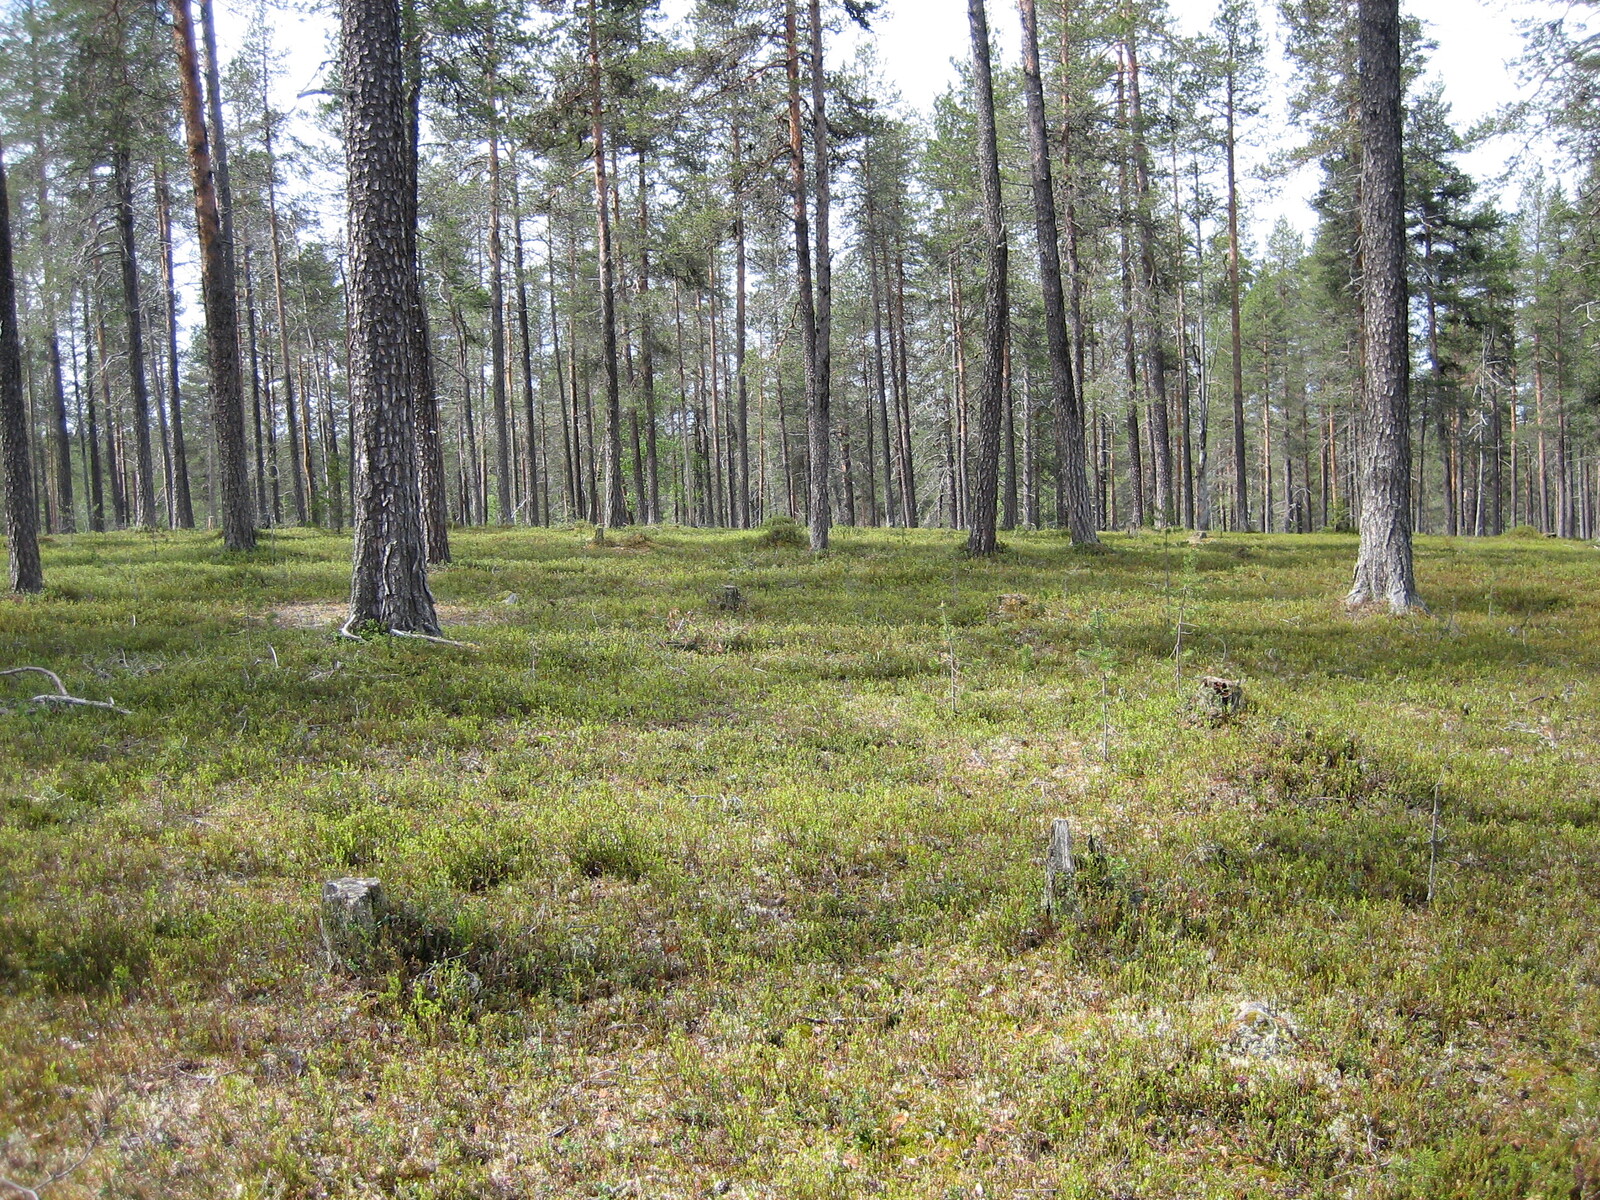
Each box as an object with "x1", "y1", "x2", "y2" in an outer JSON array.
[
  {"x1": 0, "y1": 667, "x2": 129, "y2": 714},
  {"x1": 336, "y1": 616, "x2": 477, "y2": 649},
  {"x1": 390, "y1": 630, "x2": 479, "y2": 650}
]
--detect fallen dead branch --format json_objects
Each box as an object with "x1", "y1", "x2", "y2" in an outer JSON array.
[
  {"x1": 336, "y1": 616, "x2": 479, "y2": 649},
  {"x1": 0, "y1": 667, "x2": 129, "y2": 714}
]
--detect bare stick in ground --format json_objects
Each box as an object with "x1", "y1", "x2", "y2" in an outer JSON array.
[{"x1": 0, "y1": 667, "x2": 129, "y2": 713}]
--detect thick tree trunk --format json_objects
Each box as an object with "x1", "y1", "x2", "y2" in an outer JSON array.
[
  {"x1": 1020, "y1": 0, "x2": 1096, "y2": 544},
  {"x1": 343, "y1": 0, "x2": 438, "y2": 633},
  {"x1": 1348, "y1": 0, "x2": 1419, "y2": 612},
  {"x1": 965, "y1": 0, "x2": 1007, "y2": 556},
  {"x1": 172, "y1": 0, "x2": 255, "y2": 550},
  {"x1": 0, "y1": 148, "x2": 41, "y2": 592}
]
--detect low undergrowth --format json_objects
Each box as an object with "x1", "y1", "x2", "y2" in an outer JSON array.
[{"x1": 2, "y1": 525, "x2": 1598, "y2": 1197}]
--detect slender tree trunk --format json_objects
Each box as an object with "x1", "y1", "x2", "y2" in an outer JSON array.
[
  {"x1": 487, "y1": 95, "x2": 513, "y2": 524},
  {"x1": 112, "y1": 150, "x2": 158, "y2": 528},
  {"x1": 1348, "y1": 0, "x2": 1419, "y2": 611},
  {"x1": 1225, "y1": 65, "x2": 1250, "y2": 531},
  {"x1": 242, "y1": 242, "x2": 269, "y2": 523},
  {"x1": 1059, "y1": 2, "x2": 1092, "y2": 527},
  {"x1": 406, "y1": 40, "x2": 448, "y2": 555},
  {"x1": 785, "y1": 0, "x2": 823, "y2": 545},
  {"x1": 551, "y1": 244, "x2": 576, "y2": 519},
  {"x1": 172, "y1": 0, "x2": 254, "y2": 549},
  {"x1": 893, "y1": 232, "x2": 917, "y2": 524},
  {"x1": 0, "y1": 147, "x2": 41, "y2": 591},
  {"x1": 1002, "y1": 330, "x2": 1017, "y2": 529},
  {"x1": 1127, "y1": 27, "x2": 1173, "y2": 526},
  {"x1": 29, "y1": 137, "x2": 73, "y2": 534},
  {"x1": 587, "y1": 1, "x2": 629, "y2": 529},
  {"x1": 868, "y1": 223, "x2": 898, "y2": 526},
  {"x1": 636, "y1": 151, "x2": 659, "y2": 523},
  {"x1": 511, "y1": 173, "x2": 540, "y2": 526},
  {"x1": 1116, "y1": 53, "x2": 1144, "y2": 529},
  {"x1": 1020, "y1": 0, "x2": 1095, "y2": 543},
  {"x1": 965, "y1": 0, "x2": 1007, "y2": 556},
  {"x1": 804, "y1": 0, "x2": 832, "y2": 550},
  {"x1": 156, "y1": 167, "x2": 196, "y2": 528},
  {"x1": 263, "y1": 126, "x2": 307, "y2": 524},
  {"x1": 733, "y1": 125, "x2": 751, "y2": 529},
  {"x1": 82, "y1": 290, "x2": 105, "y2": 532},
  {"x1": 343, "y1": 0, "x2": 437, "y2": 633}
]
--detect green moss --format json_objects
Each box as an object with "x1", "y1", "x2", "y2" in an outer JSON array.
[{"x1": 1, "y1": 526, "x2": 1597, "y2": 1195}]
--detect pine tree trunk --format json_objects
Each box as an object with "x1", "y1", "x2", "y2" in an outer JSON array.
[
  {"x1": 81, "y1": 290, "x2": 105, "y2": 532},
  {"x1": 241, "y1": 241, "x2": 269, "y2": 523},
  {"x1": 965, "y1": 0, "x2": 1007, "y2": 557},
  {"x1": 511, "y1": 168, "x2": 540, "y2": 527},
  {"x1": 0, "y1": 147, "x2": 42, "y2": 592},
  {"x1": 635, "y1": 151, "x2": 659, "y2": 524},
  {"x1": 155, "y1": 167, "x2": 196, "y2": 528},
  {"x1": 733, "y1": 125, "x2": 751, "y2": 530},
  {"x1": 805, "y1": 0, "x2": 832, "y2": 550},
  {"x1": 172, "y1": 0, "x2": 254, "y2": 550},
  {"x1": 488, "y1": 111, "x2": 513, "y2": 525},
  {"x1": 1347, "y1": 0, "x2": 1419, "y2": 611},
  {"x1": 1127, "y1": 28, "x2": 1173, "y2": 527},
  {"x1": 1116, "y1": 54, "x2": 1143, "y2": 529},
  {"x1": 1020, "y1": 0, "x2": 1096, "y2": 543},
  {"x1": 29, "y1": 127, "x2": 73, "y2": 535},
  {"x1": 1226, "y1": 69, "x2": 1250, "y2": 531},
  {"x1": 405, "y1": 22, "x2": 448, "y2": 559},
  {"x1": 263, "y1": 117, "x2": 307, "y2": 525},
  {"x1": 588, "y1": 1, "x2": 629, "y2": 529},
  {"x1": 111, "y1": 150, "x2": 159, "y2": 528},
  {"x1": 343, "y1": 0, "x2": 437, "y2": 633},
  {"x1": 785, "y1": 0, "x2": 822, "y2": 544}
]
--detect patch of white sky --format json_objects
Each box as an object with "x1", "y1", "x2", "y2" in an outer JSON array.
[{"x1": 215, "y1": 0, "x2": 1584, "y2": 258}]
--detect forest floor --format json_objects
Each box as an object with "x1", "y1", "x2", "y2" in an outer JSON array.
[{"x1": 2, "y1": 524, "x2": 1598, "y2": 1198}]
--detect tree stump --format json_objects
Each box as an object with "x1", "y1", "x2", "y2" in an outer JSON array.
[
  {"x1": 1043, "y1": 818, "x2": 1076, "y2": 920},
  {"x1": 1194, "y1": 676, "x2": 1244, "y2": 724},
  {"x1": 320, "y1": 876, "x2": 387, "y2": 970},
  {"x1": 713, "y1": 584, "x2": 745, "y2": 612}
]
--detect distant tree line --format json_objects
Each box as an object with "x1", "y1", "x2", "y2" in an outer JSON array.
[{"x1": 3, "y1": 0, "x2": 1600, "y2": 599}]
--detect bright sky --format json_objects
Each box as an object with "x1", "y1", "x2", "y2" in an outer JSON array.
[
  {"x1": 846, "y1": 0, "x2": 1556, "y2": 240},
  {"x1": 218, "y1": 0, "x2": 1572, "y2": 248}
]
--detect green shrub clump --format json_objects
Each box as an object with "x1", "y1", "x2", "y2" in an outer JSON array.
[{"x1": 753, "y1": 515, "x2": 808, "y2": 549}]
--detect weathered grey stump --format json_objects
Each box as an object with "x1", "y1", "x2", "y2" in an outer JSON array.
[
  {"x1": 1043, "y1": 818, "x2": 1076, "y2": 920},
  {"x1": 320, "y1": 877, "x2": 387, "y2": 969},
  {"x1": 714, "y1": 584, "x2": 746, "y2": 612}
]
